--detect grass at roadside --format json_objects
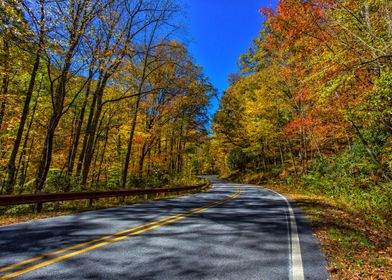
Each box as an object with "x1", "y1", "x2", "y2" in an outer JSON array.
[
  {"x1": 225, "y1": 173, "x2": 391, "y2": 280},
  {"x1": 269, "y1": 183, "x2": 391, "y2": 280},
  {"x1": 0, "y1": 180, "x2": 211, "y2": 227}
]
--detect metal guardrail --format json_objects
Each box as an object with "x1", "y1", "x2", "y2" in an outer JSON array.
[{"x1": 0, "y1": 184, "x2": 207, "y2": 211}]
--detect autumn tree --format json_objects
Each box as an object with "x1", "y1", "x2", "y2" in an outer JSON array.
[
  {"x1": 213, "y1": 0, "x2": 391, "y2": 180},
  {"x1": 0, "y1": 0, "x2": 213, "y2": 195},
  {"x1": 4, "y1": 0, "x2": 48, "y2": 194}
]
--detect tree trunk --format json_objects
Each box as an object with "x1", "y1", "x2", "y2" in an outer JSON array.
[
  {"x1": 138, "y1": 142, "x2": 147, "y2": 179},
  {"x1": 90, "y1": 111, "x2": 107, "y2": 186},
  {"x1": 5, "y1": 42, "x2": 42, "y2": 193},
  {"x1": 177, "y1": 140, "x2": 182, "y2": 173},
  {"x1": 91, "y1": 141, "x2": 100, "y2": 187},
  {"x1": 286, "y1": 138, "x2": 298, "y2": 176},
  {"x1": 169, "y1": 129, "x2": 176, "y2": 173},
  {"x1": 121, "y1": 94, "x2": 142, "y2": 188},
  {"x1": 34, "y1": 53, "x2": 72, "y2": 192},
  {"x1": 16, "y1": 87, "x2": 41, "y2": 190},
  {"x1": 97, "y1": 119, "x2": 110, "y2": 184},
  {"x1": 34, "y1": 11, "x2": 77, "y2": 192},
  {"x1": 18, "y1": 140, "x2": 33, "y2": 193},
  {"x1": 66, "y1": 80, "x2": 91, "y2": 176},
  {"x1": 0, "y1": 39, "x2": 10, "y2": 131},
  {"x1": 76, "y1": 86, "x2": 98, "y2": 177},
  {"x1": 81, "y1": 86, "x2": 104, "y2": 185},
  {"x1": 278, "y1": 142, "x2": 284, "y2": 166},
  {"x1": 34, "y1": 112, "x2": 62, "y2": 192}
]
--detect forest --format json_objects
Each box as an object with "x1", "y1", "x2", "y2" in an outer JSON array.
[
  {"x1": 212, "y1": 0, "x2": 391, "y2": 223},
  {"x1": 0, "y1": 0, "x2": 390, "y2": 278},
  {"x1": 1, "y1": 0, "x2": 391, "y2": 219},
  {"x1": 0, "y1": 0, "x2": 214, "y2": 196}
]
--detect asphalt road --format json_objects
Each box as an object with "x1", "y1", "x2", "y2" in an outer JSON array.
[{"x1": 0, "y1": 176, "x2": 329, "y2": 279}]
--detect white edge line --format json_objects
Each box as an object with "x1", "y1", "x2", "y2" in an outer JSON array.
[{"x1": 246, "y1": 185, "x2": 305, "y2": 280}]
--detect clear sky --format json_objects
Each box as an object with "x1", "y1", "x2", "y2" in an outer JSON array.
[{"x1": 182, "y1": 0, "x2": 278, "y2": 122}]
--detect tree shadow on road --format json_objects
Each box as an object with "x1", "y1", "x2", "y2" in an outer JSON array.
[{"x1": 0, "y1": 184, "x2": 329, "y2": 279}]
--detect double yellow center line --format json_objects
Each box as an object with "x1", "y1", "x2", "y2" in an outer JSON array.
[{"x1": 0, "y1": 187, "x2": 242, "y2": 279}]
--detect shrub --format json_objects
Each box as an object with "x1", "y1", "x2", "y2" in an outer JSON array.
[
  {"x1": 227, "y1": 148, "x2": 248, "y2": 171},
  {"x1": 44, "y1": 169, "x2": 78, "y2": 193}
]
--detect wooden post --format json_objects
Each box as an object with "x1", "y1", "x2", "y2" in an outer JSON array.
[
  {"x1": 36, "y1": 202, "x2": 43, "y2": 213},
  {"x1": 86, "y1": 198, "x2": 93, "y2": 207},
  {"x1": 118, "y1": 196, "x2": 125, "y2": 203}
]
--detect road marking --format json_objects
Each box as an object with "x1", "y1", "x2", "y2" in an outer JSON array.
[
  {"x1": 246, "y1": 184, "x2": 304, "y2": 280},
  {"x1": 0, "y1": 216, "x2": 175, "y2": 273},
  {"x1": 0, "y1": 187, "x2": 242, "y2": 280}
]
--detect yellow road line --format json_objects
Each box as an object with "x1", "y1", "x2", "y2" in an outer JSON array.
[
  {"x1": 0, "y1": 188, "x2": 242, "y2": 280},
  {"x1": 0, "y1": 215, "x2": 176, "y2": 273}
]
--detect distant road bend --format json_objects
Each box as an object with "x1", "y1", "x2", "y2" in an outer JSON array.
[{"x1": 0, "y1": 176, "x2": 329, "y2": 279}]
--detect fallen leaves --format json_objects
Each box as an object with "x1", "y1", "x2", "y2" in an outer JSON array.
[{"x1": 265, "y1": 182, "x2": 392, "y2": 280}]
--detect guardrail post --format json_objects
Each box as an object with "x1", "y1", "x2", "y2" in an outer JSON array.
[
  {"x1": 118, "y1": 196, "x2": 125, "y2": 203},
  {"x1": 36, "y1": 202, "x2": 43, "y2": 213},
  {"x1": 86, "y1": 198, "x2": 93, "y2": 207}
]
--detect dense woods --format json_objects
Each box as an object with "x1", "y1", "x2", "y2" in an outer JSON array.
[
  {"x1": 213, "y1": 0, "x2": 391, "y2": 219},
  {"x1": 0, "y1": 1, "x2": 390, "y2": 278},
  {"x1": 1, "y1": 0, "x2": 391, "y2": 220},
  {"x1": 0, "y1": 0, "x2": 213, "y2": 195}
]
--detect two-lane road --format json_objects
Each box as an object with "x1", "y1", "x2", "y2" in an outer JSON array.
[{"x1": 0, "y1": 177, "x2": 329, "y2": 279}]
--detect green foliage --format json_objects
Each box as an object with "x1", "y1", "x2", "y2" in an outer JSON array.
[
  {"x1": 169, "y1": 173, "x2": 206, "y2": 187},
  {"x1": 368, "y1": 71, "x2": 392, "y2": 118},
  {"x1": 301, "y1": 141, "x2": 391, "y2": 225},
  {"x1": 4, "y1": 204, "x2": 32, "y2": 215},
  {"x1": 106, "y1": 164, "x2": 122, "y2": 190},
  {"x1": 125, "y1": 170, "x2": 169, "y2": 189},
  {"x1": 227, "y1": 148, "x2": 248, "y2": 171},
  {"x1": 151, "y1": 167, "x2": 171, "y2": 185},
  {"x1": 44, "y1": 169, "x2": 69, "y2": 192},
  {"x1": 44, "y1": 169, "x2": 80, "y2": 193},
  {"x1": 271, "y1": 167, "x2": 281, "y2": 176}
]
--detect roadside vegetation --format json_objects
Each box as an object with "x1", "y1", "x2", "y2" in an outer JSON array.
[
  {"x1": 224, "y1": 170, "x2": 390, "y2": 279},
  {"x1": 210, "y1": 0, "x2": 392, "y2": 279},
  {"x1": 0, "y1": 0, "x2": 391, "y2": 277}
]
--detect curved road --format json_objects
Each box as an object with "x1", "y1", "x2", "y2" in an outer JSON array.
[{"x1": 0, "y1": 176, "x2": 329, "y2": 279}]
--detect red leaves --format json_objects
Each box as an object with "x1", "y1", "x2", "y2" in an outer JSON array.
[
  {"x1": 283, "y1": 116, "x2": 321, "y2": 137},
  {"x1": 259, "y1": 6, "x2": 274, "y2": 19}
]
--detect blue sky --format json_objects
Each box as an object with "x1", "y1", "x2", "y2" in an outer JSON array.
[{"x1": 182, "y1": 0, "x2": 277, "y2": 121}]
